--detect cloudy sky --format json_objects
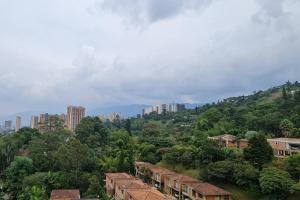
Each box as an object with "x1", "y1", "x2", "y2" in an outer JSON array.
[{"x1": 0, "y1": 0, "x2": 300, "y2": 116}]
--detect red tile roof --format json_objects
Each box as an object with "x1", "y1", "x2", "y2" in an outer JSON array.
[
  {"x1": 115, "y1": 179, "x2": 149, "y2": 190},
  {"x1": 127, "y1": 189, "x2": 172, "y2": 200},
  {"x1": 50, "y1": 189, "x2": 80, "y2": 200},
  {"x1": 190, "y1": 182, "x2": 231, "y2": 196}
]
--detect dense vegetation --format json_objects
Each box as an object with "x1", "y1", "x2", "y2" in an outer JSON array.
[{"x1": 0, "y1": 81, "x2": 300, "y2": 200}]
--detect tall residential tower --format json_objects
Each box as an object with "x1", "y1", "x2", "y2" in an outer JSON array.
[
  {"x1": 67, "y1": 106, "x2": 85, "y2": 131},
  {"x1": 15, "y1": 116, "x2": 21, "y2": 132}
]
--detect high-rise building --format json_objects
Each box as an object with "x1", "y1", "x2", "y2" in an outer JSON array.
[
  {"x1": 15, "y1": 116, "x2": 21, "y2": 132},
  {"x1": 60, "y1": 114, "x2": 67, "y2": 128},
  {"x1": 39, "y1": 113, "x2": 49, "y2": 124},
  {"x1": 30, "y1": 116, "x2": 39, "y2": 129},
  {"x1": 142, "y1": 103, "x2": 186, "y2": 116},
  {"x1": 4, "y1": 120, "x2": 12, "y2": 130},
  {"x1": 67, "y1": 106, "x2": 85, "y2": 131}
]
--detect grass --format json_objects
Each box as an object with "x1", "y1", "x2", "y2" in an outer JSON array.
[{"x1": 156, "y1": 162, "x2": 300, "y2": 200}]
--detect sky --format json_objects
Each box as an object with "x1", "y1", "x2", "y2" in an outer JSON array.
[{"x1": 0, "y1": 0, "x2": 300, "y2": 116}]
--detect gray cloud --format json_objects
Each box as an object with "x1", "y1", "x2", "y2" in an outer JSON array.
[
  {"x1": 0, "y1": 0, "x2": 300, "y2": 118},
  {"x1": 91, "y1": 0, "x2": 214, "y2": 25}
]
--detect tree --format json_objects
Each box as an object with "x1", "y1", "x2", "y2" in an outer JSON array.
[
  {"x1": 124, "y1": 119, "x2": 132, "y2": 136},
  {"x1": 279, "y1": 119, "x2": 294, "y2": 137},
  {"x1": 259, "y1": 167, "x2": 295, "y2": 200},
  {"x1": 282, "y1": 87, "x2": 288, "y2": 101},
  {"x1": 206, "y1": 160, "x2": 234, "y2": 181},
  {"x1": 18, "y1": 186, "x2": 46, "y2": 200},
  {"x1": 233, "y1": 162, "x2": 259, "y2": 188},
  {"x1": 142, "y1": 122, "x2": 161, "y2": 137},
  {"x1": 5, "y1": 156, "x2": 34, "y2": 197},
  {"x1": 55, "y1": 139, "x2": 94, "y2": 186},
  {"x1": 244, "y1": 134, "x2": 273, "y2": 169},
  {"x1": 75, "y1": 117, "x2": 108, "y2": 147},
  {"x1": 285, "y1": 154, "x2": 300, "y2": 180}
]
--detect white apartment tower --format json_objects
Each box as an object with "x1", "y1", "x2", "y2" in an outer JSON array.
[{"x1": 15, "y1": 116, "x2": 21, "y2": 132}]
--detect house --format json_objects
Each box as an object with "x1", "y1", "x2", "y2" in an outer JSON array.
[
  {"x1": 135, "y1": 162, "x2": 176, "y2": 191},
  {"x1": 105, "y1": 173, "x2": 133, "y2": 197},
  {"x1": 135, "y1": 162, "x2": 232, "y2": 200},
  {"x1": 114, "y1": 179, "x2": 149, "y2": 200},
  {"x1": 267, "y1": 138, "x2": 300, "y2": 157},
  {"x1": 181, "y1": 182, "x2": 231, "y2": 200},
  {"x1": 163, "y1": 174, "x2": 199, "y2": 199},
  {"x1": 126, "y1": 189, "x2": 172, "y2": 200},
  {"x1": 208, "y1": 134, "x2": 248, "y2": 149},
  {"x1": 50, "y1": 189, "x2": 80, "y2": 200},
  {"x1": 150, "y1": 167, "x2": 176, "y2": 191}
]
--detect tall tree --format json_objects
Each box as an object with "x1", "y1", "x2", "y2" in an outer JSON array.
[
  {"x1": 124, "y1": 119, "x2": 132, "y2": 136},
  {"x1": 244, "y1": 134, "x2": 273, "y2": 169},
  {"x1": 259, "y1": 167, "x2": 295, "y2": 200},
  {"x1": 75, "y1": 117, "x2": 108, "y2": 147},
  {"x1": 279, "y1": 119, "x2": 294, "y2": 137}
]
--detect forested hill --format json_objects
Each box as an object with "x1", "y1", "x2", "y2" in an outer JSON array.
[{"x1": 136, "y1": 81, "x2": 300, "y2": 138}]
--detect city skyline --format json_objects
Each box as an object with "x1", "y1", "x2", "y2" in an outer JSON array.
[{"x1": 0, "y1": 0, "x2": 300, "y2": 116}]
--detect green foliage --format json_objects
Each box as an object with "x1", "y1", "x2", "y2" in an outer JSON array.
[
  {"x1": 124, "y1": 119, "x2": 132, "y2": 136},
  {"x1": 259, "y1": 167, "x2": 295, "y2": 200},
  {"x1": 5, "y1": 156, "x2": 34, "y2": 197},
  {"x1": 285, "y1": 154, "x2": 300, "y2": 180},
  {"x1": 75, "y1": 117, "x2": 108, "y2": 147},
  {"x1": 244, "y1": 134, "x2": 273, "y2": 169},
  {"x1": 18, "y1": 186, "x2": 46, "y2": 200},
  {"x1": 279, "y1": 119, "x2": 294, "y2": 137},
  {"x1": 142, "y1": 121, "x2": 162, "y2": 137}
]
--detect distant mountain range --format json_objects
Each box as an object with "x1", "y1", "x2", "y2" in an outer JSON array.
[{"x1": 0, "y1": 103, "x2": 203, "y2": 127}]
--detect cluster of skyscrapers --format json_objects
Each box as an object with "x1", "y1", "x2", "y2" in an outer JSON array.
[
  {"x1": 2, "y1": 116, "x2": 22, "y2": 132},
  {"x1": 30, "y1": 106, "x2": 85, "y2": 132},
  {"x1": 2, "y1": 106, "x2": 86, "y2": 133},
  {"x1": 142, "y1": 103, "x2": 185, "y2": 115}
]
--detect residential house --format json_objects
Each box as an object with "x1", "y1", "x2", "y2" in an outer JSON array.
[
  {"x1": 105, "y1": 173, "x2": 133, "y2": 197},
  {"x1": 267, "y1": 138, "x2": 300, "y2": 157},
  {"x1": 114, "y1": 179, "x2": 149, "y2": 200},
  {"x1": 164, "y1": 174, "x2": 199, "y2": 199},
  {"x1": 208, "y1": 134, "x2": 248, "y2": 149},
  {"x1": 135, "y1": 162, "x2": 232, "y2": 200},
  {"x1": 181, "y1": 182, "x2": 231, "y2": 200},
  {"x1": 126, "y1": 189, "x2": 172, "y2": 200}
]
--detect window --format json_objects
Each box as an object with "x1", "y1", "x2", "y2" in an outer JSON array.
[
  {"x1": 224, "y1": 196, "x2": 229, "y2": 200},
  {"x1": 175, "y1": 181, "x2": 179, "y2": 189},
  {"x1": 183, "y1": 185, "x2": 188, "y2": 193}
]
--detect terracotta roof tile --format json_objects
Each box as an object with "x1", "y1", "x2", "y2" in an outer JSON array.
[
  {"x1": 115, "y1": 179, "x2": 149, "y2": 190},
  {"x1": 127, "y1": 189, "x2": 172, "y2": 200},
  {"x1": 50, "y1": 189, "x2": 80, "y2": 200},
  {"x1": 190, "y1": 182, "x2": 231, "y2": 196}
]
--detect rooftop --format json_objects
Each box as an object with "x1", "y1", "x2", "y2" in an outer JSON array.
[
  {"x1": 115, "y1": 179, "x2": 149, "y2": 190},
  {"x1": 267, "y1": 138, "x2": 300, "y2": 144},
  {"x1": 189, "y1": 182, "x2": 231, "y2": 196},
  {"x1": 50, "y1": 189, "x2": 80, "y2": 200},
  {"x1": 105, "y1": 173, "x2": 132, "y2": 179},
  {"x1": 127, "y1": 189, "x2": 172, "y2": 200},
  {"x1": 209, "y1": 134, "x2": 236, "y2": 141}
]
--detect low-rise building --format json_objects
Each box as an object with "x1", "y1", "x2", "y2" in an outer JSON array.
[
  {"x1": 135, "y1": 162, "x2": 232, "y2": 200},
  {"x1": 114, "y1": 179, "x2": 149, "y2": 200},
  {"x1": 50, "y1": 189, "x2": 80, "y2": 200},
  {"x1": 164, "y1": 174, "x2": 199, "y2": 199},
  {"x1": 208, "y1": 134, "x2": 248, "y2": 149},
  {"x1": 135, "y1": 162, "x2": 176, "y2": 191},
  {"x1": 105, "y1": 173, "x2": 133, "y2": 197},
  {"x1": 126, "y1": 189, "x2": 172, "y2": 200},
  {"x1": 181, "y1": 182, "x2": 231, "y2": 200},
  {"x1": 267, "y1": 138, "x2": 300, "y2": 157}
]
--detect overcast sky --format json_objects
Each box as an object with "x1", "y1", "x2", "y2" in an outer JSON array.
[{"x1": 0, "y1": 0, "x2": 300, "y2": 116}]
